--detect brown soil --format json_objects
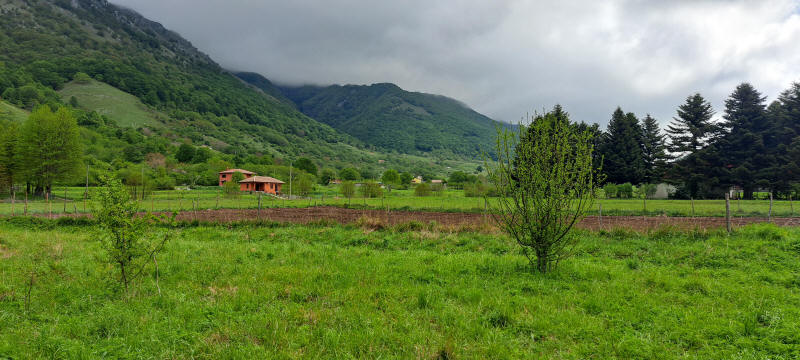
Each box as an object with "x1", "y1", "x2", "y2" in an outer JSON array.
[{"x1": 37, "y1": 206, "x2": 800, "y2": 232}]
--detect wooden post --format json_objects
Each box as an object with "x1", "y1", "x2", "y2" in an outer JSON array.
[
  {"x1": 63, "y1": 186, "x2": 67, "y2": 213},
  {"x1": 790, "y1": 195, "x2": 794, "y2": 217},
  {"x1": 24, "y1": 188, "x2": 28, "y2": 216},
  {"x1": 216, "y1": 191, "x2": 220, "y2": 209},
  {"x1": 769, "y1": 192, "x2": 773, "y2": 222},
  {"x1": 47, "y1": 191, "x2": 51, "y2": 219},
  {"x1": 690, "y1": 198, "x2": 695, "y2": 217},
  {"x1": 11, "y1": 187, "x2": 15, "y2": 216},
  {"x1": 725, "y1": 193, "x2": 732, "y2": 233},
  {"x1": 258, "y1": 192, "x2": 262, "y2": 220},
  {"x1": 84, "y1": 164, "x2": 89, "y2": 213},
  {"x1": 151, "y1": 194, "x2": 154, "y2": 213},
  {"x1": 599, "y1": 204, "x2": 603, "y2": 229}
]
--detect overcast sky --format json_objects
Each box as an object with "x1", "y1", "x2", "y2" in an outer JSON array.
[{"x1": 112, "y1": 0, "x2": 800, "y2": 127}]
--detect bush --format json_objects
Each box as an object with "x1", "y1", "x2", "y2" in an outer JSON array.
[
  {"x1": 618, "y1": 183, "x2": 634, "y2": 198},
  {"x1": 359, "y1": 181, "x2": 383, "y2": 198},
  {"x1": 603, "y1": 183, "x2": 618, "y2": 198},
  {"x1": 414, "y1": 183, "x2": 432, "y2": 197},
  {"x1": 463, "y1": 182, "x2": 488, "y2": 197}
]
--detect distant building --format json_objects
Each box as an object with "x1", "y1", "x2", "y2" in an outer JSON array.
[
  {"x1": 218, "y1": 169, "x2": 254, "y2": 186},
  {"x1": 239, "y1": 176, "x2": 284, "y2": 194},
  {"x1": 430, "y1": 179, "x2": 443, "y2": 184},
  {"x1": 411, "y1": 176, "x2": 423, "y2": 184},
  {"x1": 330, "y1": 179, "x2": 343, "y2": 185}
]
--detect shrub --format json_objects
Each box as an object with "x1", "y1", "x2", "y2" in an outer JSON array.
[
  {"x1": 414, "y1": 183, "x2": 432, "y2": 197},
  {"x1": 359, "y1": 181, "x2": 383, "y2": 198},
  {"x1": 93, "y1": 175, "x2": 174, "y2": 292}
]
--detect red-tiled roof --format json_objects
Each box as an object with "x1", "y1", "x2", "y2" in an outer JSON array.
[
  {"x1": 239, "y1": 176, "x2": 285, "y2": 184},
  {"x1": 219, "y1": 168, "x2": 255, "y2": 175}
]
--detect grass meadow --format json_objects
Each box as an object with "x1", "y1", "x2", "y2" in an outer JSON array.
[
  {"x1": 0, "y1": 218, "x2": 799, "y2": 358},
  {"x1": 1, "y1": 186, "x2": 798, "y2": 218}
]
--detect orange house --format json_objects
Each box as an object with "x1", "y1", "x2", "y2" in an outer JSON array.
[
  {"x1": 239, "y1": 176, "x2": 284, "y2": 194},
  {"x1": 219, "y1": 169, "x2": 255, "y2": 186}
]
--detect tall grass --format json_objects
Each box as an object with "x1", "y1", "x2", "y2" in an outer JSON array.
[{"x1": 0, "y1": 220, "x2": 798, "y2": 358}]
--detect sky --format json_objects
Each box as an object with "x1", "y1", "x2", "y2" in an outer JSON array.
[{"x1": 112, "y1": 0, "x2": 800, "y2": 127}]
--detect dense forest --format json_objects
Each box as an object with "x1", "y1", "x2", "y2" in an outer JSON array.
[
  {"x1": 272, "y1": 81, "x2": 508, "y2": 157},
  {"x1": 592, "y1": 82, "x2": 800, "y2": 199}
]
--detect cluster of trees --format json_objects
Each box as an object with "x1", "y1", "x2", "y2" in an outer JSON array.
[
  {"x1": 594, "y1": 82, "x2": 800, "y2": 199},
  {"x1": 0, "y1": 106, "x2": 82, "y2": 196}
]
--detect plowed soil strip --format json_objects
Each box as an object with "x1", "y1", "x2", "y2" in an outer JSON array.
[{"x1": 37, "y1": 206, "x2": 800, "y2": 231}]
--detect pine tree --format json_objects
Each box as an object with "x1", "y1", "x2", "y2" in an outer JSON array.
[
  {"x1": 768, "y1": 83, "x2": 800, "y2": 195},
  {"x1": 600, "y1": 107, "x2": 644, "y2": 184},
  {"x1": 718, "y1": 83, "x2": 769, "y2": 199},
  {"x1": 640, "y1": 114, "x2": 669, "y2": 183},
  {"x1": 666, "y1": 93, "x2": 715, "y2": 198}
]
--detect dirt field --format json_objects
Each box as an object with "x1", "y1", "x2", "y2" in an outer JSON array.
[{"x1": 36, "y1": 206, "x2": 800, "y2": 232}]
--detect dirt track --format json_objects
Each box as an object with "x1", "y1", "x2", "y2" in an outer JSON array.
[{"x1": 41, "y1": 206, "x2": 800, "y2": 231}]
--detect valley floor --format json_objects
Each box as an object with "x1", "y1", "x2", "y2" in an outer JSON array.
[{"x1": 1, "y1": 220, "x2": 799, "y2": 358}]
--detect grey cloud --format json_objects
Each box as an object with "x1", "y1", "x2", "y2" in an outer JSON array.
[{"x1": 112, "y1": 0, "x2": 800, "y2": 127}]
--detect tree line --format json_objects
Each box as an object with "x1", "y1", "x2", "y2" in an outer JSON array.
[{"x1": 592, "y1": 82, "x2": 800, "y2": 199}]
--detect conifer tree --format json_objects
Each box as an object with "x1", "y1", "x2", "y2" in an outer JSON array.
[
  {"x1": 640, "y1": 114, "x2": 669, "y2": 183},
  {"x1": 666, "y1": 93, "x2": 715, "y2": 198},
  {"x1": 600, "y1": 107, "x2": 644, "y2": 184},
  {"x1": 719, "y1": 83, "x2": 768, "y2": 198}
]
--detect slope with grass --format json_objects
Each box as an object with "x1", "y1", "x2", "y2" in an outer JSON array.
[
  {"x1": 0, "y1": 220, "x2": 798, "y2": 358},
  {"x1": 59, "y1": 79, "x2": 164, "y2": 127},
  {"x1": 0, "y1": 100, "x2": 27, "y2": 122}
]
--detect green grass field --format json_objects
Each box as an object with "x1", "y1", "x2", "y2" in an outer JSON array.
[
  {"x1": 0, "y1": 100, "x2": 28, "y2": 122},
  {"x1": 0, "y1": 220, "x2": 798, "y2": 358},
  {"x1": 58, "y1": 80, "x2": 165, "y2": 127},
  {"x1": 2, "y1": 186, "x2": 798, "y2": 218}
]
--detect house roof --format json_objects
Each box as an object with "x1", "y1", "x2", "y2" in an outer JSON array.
[
  {"x1": 239, "y1": 176, "x2": 285, "y2": 184},
  {"x1": 219, "y1": 168, "x2": 255, "y2": 175}
]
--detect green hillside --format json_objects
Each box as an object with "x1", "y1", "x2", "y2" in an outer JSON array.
[
  {"x1": 0, "y1": 100, "x2": 27, "y2": 122},
  {"x1": 59, "y1": 79, "x2": 163, "y2": 127},
  {"x1": 273, "y1": 82, "x2": 507, "y2": 157},
  {"x1": 0, "y1": 0, "x2": 483, "y2": 176}
]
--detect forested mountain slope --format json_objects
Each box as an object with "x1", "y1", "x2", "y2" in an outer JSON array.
[
  {"x1": 0, "y1": 0, "x2": 367, "y2": 162},
  {"x1": 259, "y1": 81, "x2": 507, "y2": 158}
]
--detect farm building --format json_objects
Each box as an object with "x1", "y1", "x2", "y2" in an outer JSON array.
[
  {"x1": 218, "y1": 169, "x2": 255, "y2": 186},
  {"x1": 239, "y1": 176, "x2": 284, "y2": 194}
]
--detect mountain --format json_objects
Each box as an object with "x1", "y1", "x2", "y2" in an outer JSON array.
[
  {"x1": 239, "y1": 76, "x2": 505, "y2": 158},
  {"x1": 0, "y1": 0, "x2": 361, "y2": 162}
]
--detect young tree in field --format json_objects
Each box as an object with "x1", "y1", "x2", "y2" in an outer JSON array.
[
  {"x1": 381, "y1": 169, "x2": 400, "y2": 192},
  {"x1": 93, "y1": 175, "x2": 173, "y2": 292},
  {"x1": 340, "y1": 181, "x2": 356, "y2": 204},
  {"x1": 0, "y1": 120, "x2": 21, "y2": 193},
  {"x1": 666, "y1": 93, "x2": 715, "y2": 198},
  {"x1": 601, "y1": 107, "x2": 644, "y2": 184},
  {"x1": 488, "y1": 107, "x2": 598, "y2": 273},
  {"x1": 359, "y1": 180, "x2": 383, "y2": 198},
  {"x1": 20, "y1": 106, "x2": 82, "y2": 196},
  {"x1": 223, "y1": 172, "x2": 244, "y2": 197},
  {"x1": 640, "y1": 114, "x2": 670, "y2": 183},
  {"x1": 414, "y1": 182, "x2": 432, "y2": 197}
]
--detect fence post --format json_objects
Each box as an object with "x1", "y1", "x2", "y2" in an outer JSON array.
[
  {"x1": 258, "y1": 192, "x2": 262, "y2": 220},
  {"x1": 725, "y1": 193, "x2": 732, "y2": 233},
  {"x1": 791, "y1": 195, "x2": 794, "y2": 217},
  {"x1": 24, "y1": 188, "x2": 28, "y2": 216},
  {"x1": 690, "y1": 197, "x2": 695, "y2": 217},
  {"x1": 63, "y1": 186, "x2": 67, "y2": 214},
  {"x1": 599, "y1": 203, "x2": 603, "y2": 229},
  {"x1": 84, "y1": 164, "x2": 89, "y2": 213},
  {"x1": 11, "y1": 188, "x2": 15, "y2": 216},
  {"x1": 769, "y1": 192, "x2": 773, "y2": 222},
  {"x1": 47, "y1": 191, "x2": 51, "y2": 219}
]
